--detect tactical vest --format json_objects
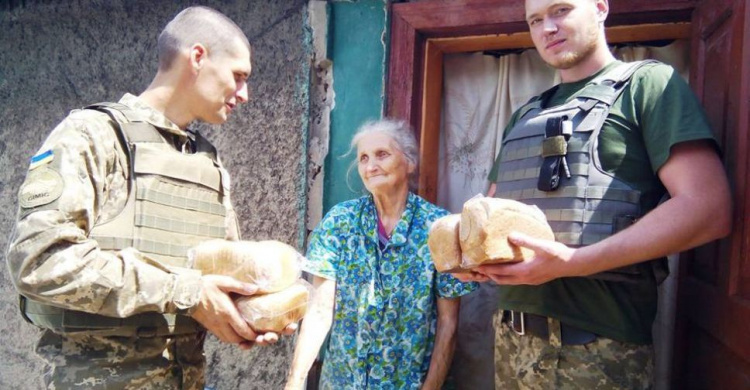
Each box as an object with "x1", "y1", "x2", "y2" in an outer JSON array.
[
  {"x1": 494, "y1": 60, "x2": 667, "y2": 283},
  {"x1": 22, "y1": 102, "x2": 228, "y2": 334}
]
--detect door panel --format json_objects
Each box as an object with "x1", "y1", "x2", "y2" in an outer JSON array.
[{"x1": 676, "y1": 0, "x2": 750, "y2": 388}]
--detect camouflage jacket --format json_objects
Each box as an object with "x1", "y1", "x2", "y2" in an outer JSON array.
[{"x1": 6, "y1": 94, "x2": 240, "y2": 318}]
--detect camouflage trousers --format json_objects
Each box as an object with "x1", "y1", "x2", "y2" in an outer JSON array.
[
  {"x1": 35, "y1": 328, "x2": 206, "y2": 389},
  {"x1": 493, "y1": 311, "x2": 654, "y2": 390}
]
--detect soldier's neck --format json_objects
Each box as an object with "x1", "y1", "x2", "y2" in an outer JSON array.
[{"x1": 140, "y1": 73, "x2": 193, "y2": 129}]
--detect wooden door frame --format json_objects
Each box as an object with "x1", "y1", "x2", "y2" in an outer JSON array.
[{"x1": 386, "y1": 0, "x2": 697, "y2": 203}]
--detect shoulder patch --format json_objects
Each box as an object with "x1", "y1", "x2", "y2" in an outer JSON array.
[{"x1": 19, "y1": 167, "x2": 64, "y2": 209}]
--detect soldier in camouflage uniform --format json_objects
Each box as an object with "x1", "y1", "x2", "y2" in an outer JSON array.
[
  {"x1": 453, "y1": 0, "x2": 733, "y2": 388},
  {"x1": 6, "y1": 6, "x2": 291, "y2": 389}
]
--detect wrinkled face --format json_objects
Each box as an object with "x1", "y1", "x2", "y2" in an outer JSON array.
[
  {"x1": 192, "y1": 38, "x2": 251, "y2": 124},
  {"x1": 525, "y1": 0, "x2": 605, "y2": 70},
  {"x1": 357, "y1": 132, "x2": 414, "y2": 194}
]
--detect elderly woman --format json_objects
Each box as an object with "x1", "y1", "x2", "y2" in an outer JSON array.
[{"x1": 286, "y1": 119, "x2": 477, "y2": 390}]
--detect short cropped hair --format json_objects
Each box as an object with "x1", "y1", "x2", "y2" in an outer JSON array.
[
  {"x1": 157, "y1": 6, "x2": 251, "y2": 70},
  {"x1": 348, "y1": 119, "x2": 419, "y2": 190}
]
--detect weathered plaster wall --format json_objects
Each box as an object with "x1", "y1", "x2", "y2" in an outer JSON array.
[{"x1": 0, "y1": 1, "x2": 312, "y2": 389}]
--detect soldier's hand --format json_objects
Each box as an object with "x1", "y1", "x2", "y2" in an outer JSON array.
[
  {"x1": 449, "y1": 254, "x2": 490, "y2": 282},
  {"x1": 281, "y1": 322, "x2": 298, "y2": 336},
  {"x1": 449, "y1": 270, "x2": 490, "y2": 283},
  {"x1": 248, "y1": 322, "x2": 299, "y2": 347},
  {"x1": 475, "y1": 232, "x2": 576, "y2": 285},
  {"x1": 191, "y1": 275, "x2": 260, "y2": 347}
]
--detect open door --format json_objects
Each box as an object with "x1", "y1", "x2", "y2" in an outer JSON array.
[
  {"x1": 673, "y1": 0, "x2": 750, "y2": 388},
  {"x1": 387, "y1": 0, "x2": 750, "y2": 388}
]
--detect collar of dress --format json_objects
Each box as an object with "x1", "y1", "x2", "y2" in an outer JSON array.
[{"x1": 360, "y1": 192, "x2": 417, "y2": 248}]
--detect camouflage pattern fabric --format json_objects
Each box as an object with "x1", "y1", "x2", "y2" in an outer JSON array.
[
  {"x1": 36, "y1": 328, "x2": 206, "y2": 389},
  {"x1": 493, "y1": 311, "x2": 654, "y2": 389},
  {"x1": 6, "y1": 94, "x2": 240, "y2": 388},
  {"x1": 7, "y1": 93, "x2": 241, "y2": 317}
]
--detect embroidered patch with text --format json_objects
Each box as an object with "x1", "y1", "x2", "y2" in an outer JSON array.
[{"x1": 19, "y1": 167, "x2": 64, "y2": 209}]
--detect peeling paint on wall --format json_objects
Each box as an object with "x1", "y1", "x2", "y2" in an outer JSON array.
[{"x1": 306, "y1": 0, "x2": 335, "y2": 233}]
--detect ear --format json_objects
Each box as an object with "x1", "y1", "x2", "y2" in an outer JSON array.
[
  {"x1": 595, "y1": 0, "x2": 609, "y2": 23},
  {"x1": 189, "y1": 43, "x2": 208, "y2": 73},
  {"x1": 407, "y1": 160, "x2": 417, "y2": 175}
]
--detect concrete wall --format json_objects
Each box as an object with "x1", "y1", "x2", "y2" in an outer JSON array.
[{"x1": 0, "y1": 1, "x2": 313, "y2": 389}]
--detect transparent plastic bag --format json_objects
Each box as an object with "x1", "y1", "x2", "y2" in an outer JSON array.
[
  {"x1": 459, "y1": 197, "x2": 553, "y2": 268},
  {"x1": 235, "y1": 279, "x2": 313, "y2": 332},
  {"x1": 427, "y1": 213, "x2": 468, "y2": 273},
  {"x1": 188, "y1": 239, "x2": 303, "y2": 293}
]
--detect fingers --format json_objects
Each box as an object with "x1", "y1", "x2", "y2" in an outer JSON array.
[
  {"x1": 281, "y1": 323, "x2": 298, "y2": 336},
  {"x1": 255, "y1": 331, "x2": 279, "y2": 346},
  {"x1": 476, "y1": 263, "x2": 513, "y2": 278},
  {"x1": 507, "y1": 232, "x2": 550, "y2": 253},
  {"x1": 450, "y1": 271, "x2": 489, "y2": 283},
  {"x1": 224, "y1": 300, "x2": 258, "y2": 341},
  {"x1": 449, "y1": 272, "x2": 473, "y2": 283},
  {"x1": 204, "y1": 274, "x2": 258, "y2": 296}
]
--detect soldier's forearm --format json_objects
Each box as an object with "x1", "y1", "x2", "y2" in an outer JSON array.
[{"x1": 7, "y1": 213, "x2": 196, "y2": 318}]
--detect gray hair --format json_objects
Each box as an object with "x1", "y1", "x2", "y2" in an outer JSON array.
[
  {"x1": 347, "y1": 118, "x2": 419, "y2": 191},
  {"x1": 157, "y1": 6, "x2": 251, "y2": 71}
]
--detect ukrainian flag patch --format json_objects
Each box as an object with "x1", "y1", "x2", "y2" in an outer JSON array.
[{"x1": 29, "y1": 149, "x2": 54, "y2": 170}]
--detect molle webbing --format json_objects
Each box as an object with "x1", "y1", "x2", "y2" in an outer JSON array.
[
  {"x1": 21, "y1": 296, "x2": 199, "y2": 336},
  {"x1": 19, "y1": 101, "x2": 227, "y2": 334},
  {"x1": 85, "y1": 103, "x2": 226, "y2": 264},
  {"x1": 497, "y1": 186, "x2": 641, "y2": 205},
  {"x1": 495, "y1": 61, "x2": 659, "y2": 282}
]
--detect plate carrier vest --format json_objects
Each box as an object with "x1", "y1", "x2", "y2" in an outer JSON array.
[
  {"x1": 494, "y1": 60, "x2": 667, "y2": 283},
  {"x1": 21, "y1": 102, "x2": 229, "y2": 334}
]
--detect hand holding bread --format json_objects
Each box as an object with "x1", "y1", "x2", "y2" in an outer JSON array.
[
  {"x1": 190, "y1": 239, "x2": 311, "y2": 335},
  {"x1": 428, "y1": 197, "x2": 554, "y2": 272}
]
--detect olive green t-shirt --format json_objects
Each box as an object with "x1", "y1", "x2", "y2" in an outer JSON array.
[{"x1": 488, "y1": 61, "x2": 717, "y2": 343}]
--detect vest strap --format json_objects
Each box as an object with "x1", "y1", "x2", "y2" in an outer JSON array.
[
  {"x1": 137, "y1": 186, "x2": 226, "y2": 216},
  {"x1": 122, "y1": 122, "x2": 166, "y2": 143},
  {"x1": 92, "y1": 236, "x2": 194, "y2": 257},
  {"x1": 86, "y1": 102, "x2": 145, "y2": 123},
  {"x1": 21, "y1": 296, "x2": 201, "y2": 336},
  {"x1": 498, "y1": 163, "x2": 587, "y2": 182},
  {"x1": 134, "y1": 213, "x2": 226, "y2": 238},
  {"x1": 498, "y1": 186, "x2": 641, "y2": 204},
  {"x1": 544, "y1": 208, "x2": 621, "y2": 224},
  {"x1": 541, "y1": 135, "x2": 568, "y2": 157}
]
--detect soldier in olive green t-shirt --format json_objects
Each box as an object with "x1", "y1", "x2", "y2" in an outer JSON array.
[
  {"x1": 452, "y1": 0, "x2": 732, "y2": 389},
  {"x1": 486, "y1": 59, "x2": 717, "y2": 345}
]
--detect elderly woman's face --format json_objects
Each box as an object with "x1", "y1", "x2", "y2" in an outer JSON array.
[{"x1": 357, "y1": 132, "x2": 413, "y2": 194}]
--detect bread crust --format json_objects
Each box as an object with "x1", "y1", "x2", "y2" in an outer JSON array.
[
  {"x1": 459, "y1": 197, "x2": 554, "y2": 268},
  {"x1": 428, "y1": 214, "x2": 467, "y2": 273},
  {"x1": 191, "y1": 239, "x2": 302, "y2": 293},
  {"x1": 235, "y1": 281, "x2": 311, "y2": 332}
]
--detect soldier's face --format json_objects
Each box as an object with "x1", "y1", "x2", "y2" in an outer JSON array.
[
  {"x1": 525, "y1": 0, "x2": 606, "y2": 70},
  {"x1": 192, "y1": 39, "x2": 251, "y2": 124}
]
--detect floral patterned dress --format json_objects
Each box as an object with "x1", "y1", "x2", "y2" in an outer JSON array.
[{"x1": 304, "y1": 192, "x2": 478, "y2": 389}]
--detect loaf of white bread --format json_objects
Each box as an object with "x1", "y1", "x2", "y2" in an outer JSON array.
[
  {"x1": 427, "y1": 214, "x2": 466, "y2": 273},
  {"x1": 190, "y1": 239, "x2": 302, "y2": 293},
  {"x1": 189, "y1": 239, "x2": 310, "y2": 332},
  {"x1": 428, "y1": 197, "x2": 554, "y2": 271},
  {"x1": 235, "y1": 280, "x2": 311, "y2": 333}
]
